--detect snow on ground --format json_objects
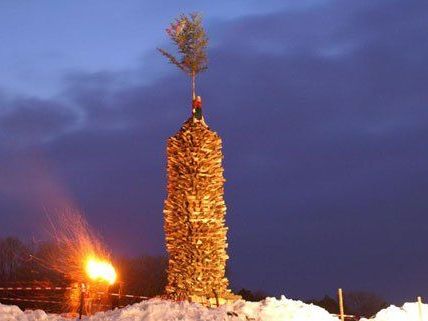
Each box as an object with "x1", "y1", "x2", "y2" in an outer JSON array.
[
  {"x1": 5, "y1": 297, "x2": 428, "y2": 321},
  {"x1": 360, "y1": 302, "x2": 428, "y2": 321},
  {"x1": 0, "y1": 296, "x2": 338, "y2": 321},
  {"x1": 0, "y1": 303, "x2": 60, "y2": 321}
]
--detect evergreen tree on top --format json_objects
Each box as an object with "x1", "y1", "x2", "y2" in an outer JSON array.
[{"x1": 158, "y1": 13, "x2": 208, "y2": 100}]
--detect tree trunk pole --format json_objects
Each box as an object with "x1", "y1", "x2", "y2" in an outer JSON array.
[
  {"x1": 338, "y1": 288, "x2": 345, "y2": 321},
  {"x1": 192, "y1": 72, "x2": 196, "y2": 100}
]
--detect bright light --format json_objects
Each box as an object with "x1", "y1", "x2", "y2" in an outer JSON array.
[{"x1": 85, "y1": 257, "x2": 117, "y2": 285}]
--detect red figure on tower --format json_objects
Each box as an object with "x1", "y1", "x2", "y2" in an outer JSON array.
[{"x1": 192, "y1": 96, "x2": 202, "y2": 120}]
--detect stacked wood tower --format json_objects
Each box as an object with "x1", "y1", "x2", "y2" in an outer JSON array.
[{"x1": 163, "y1": 115, "x2": 238, "y2": 305}]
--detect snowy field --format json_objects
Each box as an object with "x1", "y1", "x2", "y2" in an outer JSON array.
[{"x1": 1, "y1": 296, "x2": 427, "y2": 320}]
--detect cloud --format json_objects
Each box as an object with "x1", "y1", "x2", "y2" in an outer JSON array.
[{"x1": 0, "y1": 96, "x2": 78, "y2": 148}]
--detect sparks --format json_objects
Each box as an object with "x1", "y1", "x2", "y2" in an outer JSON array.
[{"x1": 85, "y1": 257, "x2": 117, "y2": 285}]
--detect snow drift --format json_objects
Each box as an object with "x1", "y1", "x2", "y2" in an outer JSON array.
[
  {"x1": 360, "y1": 302, "x2": 428, "y2": 321},
  {"x1": 0, "y1": 296, "x2": 337, "y2": 321},
  {"x1": 4, "y1": 297, "x2": 428, "y2": 321}
]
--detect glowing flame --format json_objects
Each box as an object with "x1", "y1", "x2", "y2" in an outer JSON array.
[{"x1": 85, "y1": 257, "x2": 117, "y2": 285}]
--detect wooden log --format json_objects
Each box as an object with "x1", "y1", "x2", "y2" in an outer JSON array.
[
  {"x1": 418, "y1": 296, "x2": 423, "y2": 321},
  {"x1": 338, "y1": 288, "x2": 345, "y2": 321},
  {"x1": 163, "y1": 117, "x2": 239, "y2": 304}
]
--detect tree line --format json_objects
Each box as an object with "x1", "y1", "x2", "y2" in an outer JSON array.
[
  {"x1": 0, "y1": 236, "x2": 388, "y2": 317},
  {"x1": 0, "y1": 236, "x2": 167, "y2": 297}
]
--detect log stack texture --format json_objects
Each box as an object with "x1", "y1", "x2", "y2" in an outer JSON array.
[{"x1": 163, "y1": 117, "x2": 238, "y2": 305}]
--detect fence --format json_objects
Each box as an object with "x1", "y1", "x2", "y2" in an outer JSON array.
[{"x1": 0, "y1": 282, "x2": 148, "y2": 317}]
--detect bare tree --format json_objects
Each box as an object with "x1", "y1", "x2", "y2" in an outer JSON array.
[{"x1": 0, "y1": 237, "x2": 29, "y2": 281}]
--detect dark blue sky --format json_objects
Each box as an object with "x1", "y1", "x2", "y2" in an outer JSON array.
[{"x1": 1, "y1": 0, "x2": 427, "y2": 304}]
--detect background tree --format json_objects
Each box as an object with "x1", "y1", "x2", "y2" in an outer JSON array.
[
  {"x1": 310, "y1": 291, "x2": 388, "y2": 318},
  {"x1": 308, "y1": 295, "x2": 339, "y2": 314},
  {"x1": 237, "y1": 288, "x2": 270, "y2": 302},
  {"x1": 116, "y1": 255, "x2": 167, "y2": 297},
  {"x1": 158, "y1": 13, "x2": 208, "y2": 99},
  {"x1": 0, "y1": 237, "x2": 29, "y2": 281},
  {"x1": 344, "y1": 291, "x2": 388, "y2": 318}
]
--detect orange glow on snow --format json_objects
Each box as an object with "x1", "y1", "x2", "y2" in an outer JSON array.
[{"x1": 85, "y1": 257, "x2": 117, "y2": 285}]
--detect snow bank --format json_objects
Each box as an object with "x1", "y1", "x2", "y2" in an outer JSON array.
[
  {"x1": 0, "y1": 296, "x2": 338, "y2": 321},
  {"x1": 360, "y1": 302, "x2": 428, "y2": 321},
  {"x1": 0, "y1": 303, "x2": 63, "y2": 321},
  {"x1": 229, "y1": 296, "x2": 337, "y2": 321},
  {"x1": 7, "y1": 297, "x2": 428, "y2": 321}
]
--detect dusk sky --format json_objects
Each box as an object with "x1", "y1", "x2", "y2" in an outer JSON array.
[{"x1": 0, "y1": 0, "x2": 427, "y2": 304}]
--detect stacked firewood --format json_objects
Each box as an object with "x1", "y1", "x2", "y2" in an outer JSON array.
[{"x1": 163, "y1": 117, "x2": 239, "y2": 305}]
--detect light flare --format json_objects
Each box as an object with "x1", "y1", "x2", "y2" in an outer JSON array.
[{"x1": 85, "y1": 257, "x2": 117, "y2": 285}]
